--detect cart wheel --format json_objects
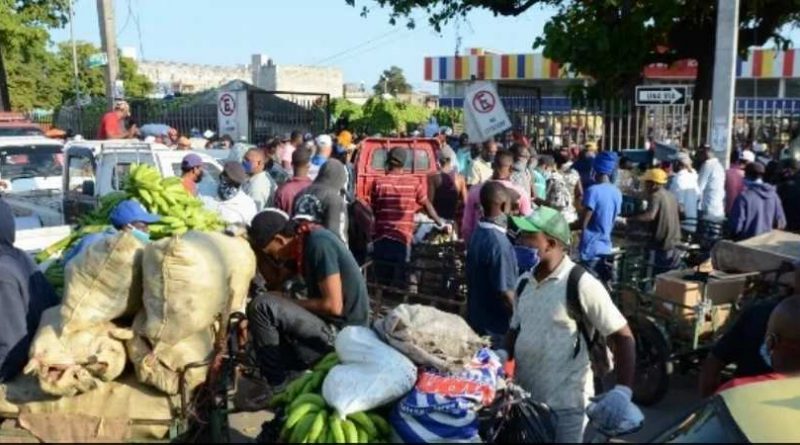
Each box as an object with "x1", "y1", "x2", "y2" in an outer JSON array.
[{"x1": 630, "y1": 316, "x2": 671, "y2": 406}]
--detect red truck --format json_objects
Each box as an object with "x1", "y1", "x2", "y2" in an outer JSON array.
[{"x1": 354, "y1": 137, "x2": 440, "y2": 203}]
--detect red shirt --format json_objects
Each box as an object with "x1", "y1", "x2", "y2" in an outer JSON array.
[
  {"x1": 274, "y1": 176, "x2": 312, "y2": 214},
  {"x1": 97, "y1": 111, "x2": 122, "y2": 139},
  {"x1": 716, "y1": 372, "x2": 786, "y2": 393},
  {"x1": 182, "y1": 175, "x2": 198, "y2": 196},
  {"x1": 371, "y1": 173, "x2": 426, "y2": 245}
]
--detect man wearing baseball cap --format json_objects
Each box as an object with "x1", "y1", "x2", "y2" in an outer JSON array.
[
  {"x1": 507, "y1": 207, "x2": 639, "y2": 442},
  {"x1": 202, "y1": 162, "x2": 257, "y2": 226},
  {"x1": 309, "y1": 135, "x2": 333, "y2": 181},
  {"x1": 578, "y1": 151, "x2": 622, "y2": 284},
  {"x1": 630, "y1": 168, "x2": 682, "y2": 274},
  {"x1": 180, "y1": 153, "x2": 204, "y2": 196},
  {"x1": 63, "y1": 199, "x2": 161, "y2": 263},
  {"x1": 725, "y1": 149, "x2": 755, "y2": 213}
]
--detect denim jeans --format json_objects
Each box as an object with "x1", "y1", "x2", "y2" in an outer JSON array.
[
  {"x1": 372, "y1": 238, "x2": 410, "y2": 288},
  {"x1": 553, "y1": 407, "x2": 588, "y2": 443},
  {"x1": 246, "y1": 292, "x2": 335, "y2": 385}
]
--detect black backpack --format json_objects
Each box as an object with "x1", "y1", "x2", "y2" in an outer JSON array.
[{"x1": 515, "y1": 264, "x2": 612, "y2": 377}]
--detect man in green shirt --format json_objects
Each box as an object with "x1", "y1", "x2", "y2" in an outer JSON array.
[{"x1": 246, "y1": 210, "x2": 369, "y2": 390}]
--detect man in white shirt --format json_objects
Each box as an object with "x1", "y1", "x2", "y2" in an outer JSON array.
[
  {"x1": 467, "y1": 139, "x2": 497, "y2": 187},
  {"x1": 697, "y1": 145, "x2": 726, "y2": 222},
  {"x1": 506, "y1": 207, "x2": 641, "y2": 442},
  {"x1": 203, "y1": 162, "x2": 257, "y2": 226},
  {"x1": 242, "y1": 148, "x2": 276, "y2": 212},
  {"x1": 669, "y1": 152, "x2": 700, "y2": 233}
]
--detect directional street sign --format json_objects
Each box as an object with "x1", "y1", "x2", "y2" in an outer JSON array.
[{"x1": 635, "y1": 85, "x2": 688, "y2": 106}]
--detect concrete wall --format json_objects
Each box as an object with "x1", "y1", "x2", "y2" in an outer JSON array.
[
  {"x1": 254, "y1": 64, "x2": 343, "y2": 98},
  {"x1": 137, "y1": 61, "x2": 250, "y2": 94}
]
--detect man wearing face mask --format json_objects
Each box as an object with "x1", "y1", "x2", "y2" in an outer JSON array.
[
  {"x1": 509, "y1": 143, "x2": 534, "y2": 198},
  {"x1": 203, "y1": 162, "x2": 258, "y2": 226},
  {"x1": 242, "y1": 148, "x2": 277, "y2": 212},
  {"x1": 714, "y1": 295, "x2": 800, "y2": 392},
  {"x1": 465, "y1": 182, "x2": 518, "y2": 348},
  {"x1": 63, "y1": 199, "x2": 162, "y2": 263},
  {"x1": 507, "y1": 207, "x2": 639, "y2": 442},
  {"x1": 467, "y1": 139, "x2": 498, "y2": 187},
  {"x1": 246, "y1": 210, "x2": 369, "y2": 394},
  {"x1": 728, "y1": 162, "x2": 786, "y2": 241},
  {"x1": 309, "y1": 135, "x2": 334, "y2": 181},
  {"x1": 180, "y1": 154, "x2": 204, "y2": 196}
]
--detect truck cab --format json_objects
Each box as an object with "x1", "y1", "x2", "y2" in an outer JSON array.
[
  {"x1": 62, "y1": 139, "x2": 223, "y2": 224},
  {"x1": 354, "y1": 137, "x2": 440, "y2": 204}
]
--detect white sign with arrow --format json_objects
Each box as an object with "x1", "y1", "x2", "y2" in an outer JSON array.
[{"x1": 635, "y1": 85, "x2": 688, "y2": 106}]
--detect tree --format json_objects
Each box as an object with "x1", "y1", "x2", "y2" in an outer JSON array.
[
  {"x1": 373, "y1": 65, "x2": 412, "y2": 95},
  {"x1": 347, "y1": 0, "x2": 800, "y2": 99},
  {"x1": 0, "y1": 0, "x2": 69, "y2": 110}
]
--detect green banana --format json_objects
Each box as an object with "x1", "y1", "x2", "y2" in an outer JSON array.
[
  {"x1": 285, "y1": 402, "x2": 319, "y2": 430},
  {"x1": 306, "y1": 410, "x2": 327, "y2": 443},
  {"x1": 357, "y1": 426, "x2": 368, "y2": 443},
  {"x1": 367, "y1": 413, "x2": 391, "y2": 438},
  {"x1": 290, "y1": 412, "x2": 317, "y2": 444},
  {"x1": 348, "y1": 412, "x2": 377, "y2": 438},
  {"x1": 287, "y1": 393, "x2": 326, "y2": 412},
  {"x1": 329, "y1": 414, "x2": 346, "y2": 443},
  {"x1": 312, "y1": 352, "x2": 340, "y2": 372},
  {"x1": 341, "y1": 419, "x2": 358, "y2": 443}
]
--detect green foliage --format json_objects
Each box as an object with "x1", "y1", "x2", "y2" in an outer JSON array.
[
  {"x1": 330, "y1": 98, "x2": 364, "y2": 123},
  {"x1": 337, "y1": 97, "x2": 433, "y2": 135},
  {"x1": 431, "y1": 107, "x2": 462, "y2": 128},
  {"x1": 373, "y1": 65, "x2": 412, "y2": 95}
]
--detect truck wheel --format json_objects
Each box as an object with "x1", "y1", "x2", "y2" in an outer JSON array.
[{"x1": 630, "y1": 316, "x2": 671, "y2": 406}]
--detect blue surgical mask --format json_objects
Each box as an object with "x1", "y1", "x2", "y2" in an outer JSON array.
[
  {"x1": 242, "y1": 160, "x2": 253, "y2": 174},
  {"x1": 130, "y1": 227, "x2": 151, "y2": 244},
  {"x1": 760, "y1": 342, "x2": 773, "y2": 368}
]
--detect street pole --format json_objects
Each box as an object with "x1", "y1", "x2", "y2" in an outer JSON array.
[
  {"x1": 709, "y1": 0, "x2": 739, "y2": 169},
  {"x1": 0, "y1": 44, "x2": 10, "y2": 112},
  {"x1": 69, "y1": 0, "x2": 81, "y2": 101},
  {"x1": 97, "y1": 0, "x2": 119, "y2": 110}
]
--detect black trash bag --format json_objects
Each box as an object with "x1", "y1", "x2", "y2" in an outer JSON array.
[{"x1": 479, "y1": 384, "x2": 558, "y2": 444}]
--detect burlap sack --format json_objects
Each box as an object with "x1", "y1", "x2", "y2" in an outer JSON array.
[
  {"x1": 139, "y1": 231, "x2": 254, "y2": 346},
  {"x1": 60, "y1": 231, "x2": 144, "y2": 333}
]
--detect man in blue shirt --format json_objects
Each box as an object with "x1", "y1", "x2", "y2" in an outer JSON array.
[
  {"x1": 578, "y1": 151, "x2": 622, "y2": 284},
  {"x1": 466, "y1": 181, "x2": 518, "y2": 348}
]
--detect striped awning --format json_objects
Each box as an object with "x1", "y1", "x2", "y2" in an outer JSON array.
[{"x1": 425, "y1": 48, "x2": 800, "y2": 82}]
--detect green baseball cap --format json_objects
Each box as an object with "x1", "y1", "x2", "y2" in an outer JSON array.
[{"x1": 511, "y1": 207, "x2": 572, "y2": 246}]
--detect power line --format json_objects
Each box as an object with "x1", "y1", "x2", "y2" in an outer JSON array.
[{"x1": 311, "y1": 29, "x2": 402, "y2": 65}]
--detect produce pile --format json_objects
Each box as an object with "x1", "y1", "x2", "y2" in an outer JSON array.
[
  {"x1": 271, "y1": 352, "x2": 392, "y2": 443},
  {"x1": 36, "y1": 163, "x2": 225, "y2": 294}
]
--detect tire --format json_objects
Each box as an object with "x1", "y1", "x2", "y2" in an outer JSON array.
[{"x1": 629, "y1": 316, "x2": 671, "y2": 406}]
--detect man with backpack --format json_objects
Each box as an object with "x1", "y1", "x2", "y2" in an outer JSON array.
[{"x1": 505, "y1": 207, "x2": 641, "y2": 442}]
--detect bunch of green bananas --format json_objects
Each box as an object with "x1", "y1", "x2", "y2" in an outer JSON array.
[
  {"x1": 272, "y1": 353, "x2": 393, "y2": 443},
  {"x1": 124, "y1": 164, "x2": 224, "y2": 239},
  {"x1": 43, "y1": 260, "x2": 65, "y2": 296}
]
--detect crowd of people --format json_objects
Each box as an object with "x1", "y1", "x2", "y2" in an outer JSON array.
[{"x1": 2, "y1": 103, "x2": 799, "y2": 442}]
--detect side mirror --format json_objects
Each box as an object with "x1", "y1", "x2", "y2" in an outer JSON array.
[{"x1": 82, "y1": 180, "x2": 95, "y2": 196}]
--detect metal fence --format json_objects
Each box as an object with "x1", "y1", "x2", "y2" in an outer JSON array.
[
  {"x1": 441, "y1": 97, "x2": 800, "y2": 155},
  {"x1": 249, "y1": 91, "x2": 329, "y2": 143}
]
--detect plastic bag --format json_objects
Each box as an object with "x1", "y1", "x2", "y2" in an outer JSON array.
[
  {"x1": 321, "y1": 326, "x2": 417, "y2": 418},
  {"x1": 479, "y1": 384, "x2": 557, "y2": 444}
]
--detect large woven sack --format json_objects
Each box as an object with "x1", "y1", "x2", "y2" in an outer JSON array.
[
  {"x1": 126, "y1": 313, "x2": 213, "y2": 395},
  {"x1": 0, "y1": 373, "x2": 177, "y2": 441},
  {"x1": 60, "y1": 231, "x2": 144, "y2": 333},
  {"x1": 139, "y1": 231, "x2": 255, "y2": 346},
  {"x1": 24, "y1": 307, "x2": 132, "y2": 397}
]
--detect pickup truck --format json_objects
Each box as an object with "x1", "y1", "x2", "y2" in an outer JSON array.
[
  {"x1": 354, "y1": 137, "x2": 440, "y2": 203},
  {"x1": 4, "y1": 138, "x2": 223, "y2": 253}
]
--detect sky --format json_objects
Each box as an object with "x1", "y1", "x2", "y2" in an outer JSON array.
[{"x1": 49, "y1": 0, "x2": 558, "y2": 92}]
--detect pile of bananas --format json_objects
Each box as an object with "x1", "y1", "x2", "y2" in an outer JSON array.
[
  {"x1": 272, "y1": 353, "x2": 393, "y2": 443},
  {"x1": 124, "y1": 164, "x2": 224, "y2": 238}
]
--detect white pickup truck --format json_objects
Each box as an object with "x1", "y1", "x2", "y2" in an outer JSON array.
[{"x1": 2, "y1": 137, "x2": 223, "y2": 253}]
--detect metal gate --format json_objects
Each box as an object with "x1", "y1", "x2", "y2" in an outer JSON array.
[{"x1": 248, "y1": 91, "x2": 330, "y2": 143}]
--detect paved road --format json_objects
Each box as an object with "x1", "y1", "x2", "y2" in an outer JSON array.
[{"x1": 228, "y1": 372, "x2": 704, "y2": 443}]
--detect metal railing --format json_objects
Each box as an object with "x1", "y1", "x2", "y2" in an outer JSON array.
[{"x1": 441, "y1": 96, "x2": 800, "y2": 155}]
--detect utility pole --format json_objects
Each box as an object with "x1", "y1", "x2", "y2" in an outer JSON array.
[
  {"x1": 709, "y1": 0, "x2": 740, "y2": 169},
  {"x1": 0, "y1": 44, "x2": 10, "y2": 111},
  {"x1": 97, "y1": 0, "x2": 119, "y2": 110},
  {"x1": 69, "y1": 0, "x2": 81, "y2": 101}
]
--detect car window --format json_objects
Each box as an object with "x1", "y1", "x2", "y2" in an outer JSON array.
[
  {"x1": 67, "y1": 154, "x2": 94, "y2": 192},
  {"x1": 369, "y1": 146, "x2": 430, "y2": 172},
  {"x1": 171, "y1": 161, "x2": 221, "y2": 198},
  {"x1": 0, "y1": 145, "x2": 62, "y2": 182},
  {"x1": 654, "y1": 398, "x2": 747, "y2": 443},
  {"x1": 0, "y1": 127, "x2": 44, "y2": 137}
]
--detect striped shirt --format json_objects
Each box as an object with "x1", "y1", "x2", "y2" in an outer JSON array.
[{"x1": 371, "y1": 173, "x2": 426, "y2": 245}]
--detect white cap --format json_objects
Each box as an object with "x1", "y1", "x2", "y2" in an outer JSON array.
[
  {"x1": 203, "y1": 130, "x2": 215, "y2": 139},
  {"x1": 741, "y1": 150, "x2": 756, "y2": 163},
  {"x1": 315, "y1": 134, "x2": 333, "y2": 147}
]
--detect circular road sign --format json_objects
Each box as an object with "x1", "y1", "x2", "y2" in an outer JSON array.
[
  {"x1": 472, "y1": 90, "x2": 496, "y2": 114},
  {"x1": 219, "y1": 93, "x2": 236, "y2": 117}
]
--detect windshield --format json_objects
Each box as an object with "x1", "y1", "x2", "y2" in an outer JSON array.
[
  {"x1": 0, "y1": 144, "x2": 63, "y2": 181},
  {"x1": 0, "y1": 126, "x2": 45, "y2": 137},
  {"x1": 171, "y1": 161, "x2": 221, "y2": 198}
]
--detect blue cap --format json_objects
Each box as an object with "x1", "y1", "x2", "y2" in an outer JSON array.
[
  {"x1": 593, "y1": 151, "x2": 618, "y2": 176},
  {"x1": 110, "y1": 200, "x2": 161, "y2": 227},
  {"x1": 181, "y1": 153, "x2": 203, "y2": 170}
]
